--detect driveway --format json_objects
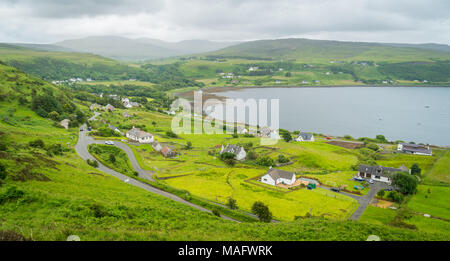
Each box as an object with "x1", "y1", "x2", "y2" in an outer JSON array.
[
  {"x1": 75, "y1": 124, "x2": 238, "y2": 222},
  {"x1": 319, "y1": 181, "x2": 389, "y2": 221}
]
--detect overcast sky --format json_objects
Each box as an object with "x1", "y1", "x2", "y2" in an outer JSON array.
[{"x1": 1, "y1": 0, "x2": 449, "y2": 44}]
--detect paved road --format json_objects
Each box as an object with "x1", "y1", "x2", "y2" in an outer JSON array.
[
  {"x1": 74, "y1": 124, "x2": 238, "y2": 222},
  {"x1": 320, "y1": 181, "x2": 388, "y2": 221}
]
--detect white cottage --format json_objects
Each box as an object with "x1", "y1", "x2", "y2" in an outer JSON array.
[
  {"x1": 397, "y1": 143, "x2": 432, "y2": 156},
  {"x1": 220, "y1": 144, "x2": 246, "y2": 161},
  {"x1": 261, "y1": 168, "x2": 296, "y2": 186},
  {"x1": 126, "y1": 127, "x2": 154, "y2": 143},
  {"x1": 295, "y1": 132, "x2": 315, "y2": 142}
]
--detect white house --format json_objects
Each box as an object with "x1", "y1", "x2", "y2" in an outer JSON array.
[
  {"x1": 126, "y1": 127, "x2": 154, "y2": 143},
  {"x1": 295, "y1": 132, "x2": 315, "y2": 142},
  {"x1": 108, "y1": 125, "x2": 123, "y2": 136},
  {"x1": 261, "y1": 167, "x2": 296, "y2": 186},
  {"x1": 397, "y1": 143, "x2": 432, "y2": 156},
  {"x1": 358, "y1": 164, "x2": 408, "y2": 184},
  {"x1": 220, "y1": 144, "x2": 246, "y2": 161},
  {"x1": 152, "y1": 141, "x2": 162, "y2": 152},
  {"x1": 122, "y1": 98, "x2": 132, "y2": 108}
]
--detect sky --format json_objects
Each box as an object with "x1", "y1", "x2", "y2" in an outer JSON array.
[{"x1": 1, "y1": 0, "x2": 449, "y2": 44}]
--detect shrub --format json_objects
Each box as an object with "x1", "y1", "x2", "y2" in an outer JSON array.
[
  {"x1": 387, "y1": 191, "x2": 404, "y2": 203},
  {"x1": 0, "y1": 187, "x2": 25, "y2": 204},
  {"x1": 29, "y1": 139, "x2": 45, "y2": 149},
  {"x1": 220, "y1": 152, "x2": 236, "y2": 160},
  {"x1": 166, "y1": 130, "x2": 178, "y2": 138},
  {"x1": 232, "y1": 134, "x2": 238, "y2": 138},
  {"x1": 185, "y1": 141, "x2": 192, "y2": 150},
  {"x1": 377, "y1": 189, "x2": 385, "y2": 198},
  {"x1": 0, "y1": 163, "x2": 6, "y2": 180},
  {"x1": 87, "y1": 159, "x2": 99, "y2": 168},
  {"x1": 343, "y1": 135, "x2": 353, "y2": 140},
  {"x1": 212, "y1": 209, "x2": 221, "y2": 217},
  {"x1": 281, "y1": 132, "x2": 292, "y2": 142},
  {"x1": 247, "y1": 151, "x2": 258, "y2": 160},
  {"x1": 46, "y1": 144, "x2": 64, "y2": 156},
  {"x1": 277, "y1": 154, "x2": 289, "y2": 163},
  {"x1": 256, "y1": 156, "x2": 275, "y2": 167},
  {"x1": 366, "y1": 143, "x2": 379, "y2": 151},
  {"x1": 109, "y1": 154, "x2": 116, "y2": 163},
  {"x1": 251, "y1": 201, "x2": 272, "y2": 222},
  {"x1": 410, "y1": 163, "x2": 421, "y2": 176},
  {"x1": 227, "y1": 197, "x2": 238, "y2": 210}
]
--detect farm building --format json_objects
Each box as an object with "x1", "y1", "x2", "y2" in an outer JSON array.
[
  {"x1": 295, "y1": 132, "x2": 315, "y2": 142},
  {"x1": 104, "y1": 104, "x2": 115, "y2": 111},
  {"x1": 161, "y1": 146, "x2": 176, "y2": 158},
  {"x1": 397, "y1": 143, "x2": 432, "y2": 156},
  {"x1": 126, "y1": 127, "x2": 154, "y2": 143},
  {"x1": 152, "y1": 141, "x2": 162, "y2": 152},
  {"x1": 261, "y1": 167, "x2": 296, "y2": 186},
  {"x1": 358, "y1": 164, "x2": 408, "y2": 184},
  {"x1": 220, "y1": 144, "x2": 247, "y2": 161}
]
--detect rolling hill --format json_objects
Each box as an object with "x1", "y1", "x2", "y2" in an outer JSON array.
[
  {"x1": 53, "y1": 36, "x2": 237, "y2": 61},
  {"x1": 206, "y1": 38, "x2": 450, "y2": 63}
]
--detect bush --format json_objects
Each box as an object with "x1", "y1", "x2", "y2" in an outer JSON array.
[
  {"x1": 227, "y1": 197, "x2": 238, "y2": 210},
  {"x1": 220, "y1": 152, "x2": 235, "y2": 160},
  {"x1": 46, "y1": 143, "x2": 64, "y2": 156},
  {"x1": 277, "y1": 154, "x2": 289, "y2": 163},
  {"x1": 212, "y1": 209, "x2": 221, "y2": 217},
  {"x1": 281, "y1": 132, "x2": 292, "y2": 142},
  {"x1": 256, "y1": 156, "x2": 274, "y2": 167},
  {"x1": 247, "y1": 151, "x2": 258, "y2": 160},
  {"x1": 343, "y1": 135, "x2": 353, "y2": 140},
  {"x1": 87, "y1": 159, "x2": 99, "y2": 168},
  {"x1": 392, "y1": 172, "x2": 418, "y2": 195},
  {"x1": 410, "y1": 163, "x2": 421, "y2": 176},
  {"x1": 29, "y1": 139, "x2": 45, "y2": 149},
  {"x1": 366, "y1": 143, "x2": 379, "y2": 151},
  {"x1": 166, "y1": 130, "x2": 178, "y2": 138},
  {"x1": 251, "y1": 201, "x2": 272, "y2": 222},
  {"x1": 387, "y1": 191, "x2": 404, "y2": 203},
  {"x1": 185, "y1": 141, "x2": 192, "y2": 150},
  {"x1": 0, "y1": 187, "x2": 25, "y2": 204},
  {"x1": 0, "y1": 163, "x2": 6, "y2": 180},
  {"x1": 109, "y1": 154, "x2": 116, "y2": 163},
  {"x1": 377, "y1": 189, "x2": 385, "y2": 198},
  {"x1": 232, "y1": 134, "x2": 239, "y2": 138}
]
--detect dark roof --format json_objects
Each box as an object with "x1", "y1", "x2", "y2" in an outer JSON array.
[
  {"x1": 266, "y1": 168, "x2": 296, "y2": 180},
  {"x1": 358, "y1": 164, "x2": 405, "y2": 178},
  {"x1": 297, "y1": 132, "x2": 314, "y2": 141},
  {"x1": 222, "y1": 144, "x2": 244, "y2": 154},
  {"x1": 400, "y1": 143, "x2": 432, "y2": 154}
]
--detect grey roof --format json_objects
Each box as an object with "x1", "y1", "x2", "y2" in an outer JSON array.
[
  {"x1": 266, "y1": 168, "x2": 296, "y2": 180},
  {"x1": 400, "y1": 143, "x2": 432, "y2": 154},
  {"x1": 297, "y1": 132, "x2": 314, "y2": 141},
  {"x1": 222, "y1": 144, "x2": 244, "y2": 154},
  {"x1": 127, "y1": 127, "x2": 152, "y2": 139},
  {"x1": 108, "y1": 125, "x2": 118, "y2": 131},
  {"x1": 358, "y1": 164, "x2": 405, "y2": 178}
]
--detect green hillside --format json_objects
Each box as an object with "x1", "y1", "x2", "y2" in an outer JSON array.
[
  {"x1": 0, "y1": 63, "x2": 448, "y2": 241},
  {"x1": 207, "y1": 38, "x2": 450, "y2": 63}
]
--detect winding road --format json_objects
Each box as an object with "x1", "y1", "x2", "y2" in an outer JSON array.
[
  {"x1": 74, "y1": 123, "x2": 239, "y2": 222},
  {"x1": 75, "y1": 112, "x2": 380, "y2": 222}
]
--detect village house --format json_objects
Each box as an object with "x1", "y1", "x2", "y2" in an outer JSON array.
[
  {"x1": 105, "y1": 104, "x2": 115, "y2": 111},
  {"x1": 123, "y1": 112, "x2": 130, "y2": 118},
  {"x1": 220, "y1": 144, "x2": 247, "y2": 161},
  {"x1": 126, "y1": 127, "x2": 154, "y2": 143},
  {"x1": 397, "y1": 143, "x2": 432, "y2": 156},
  {"x1": 59, "y1": 119, "x2": 70, "y2": 130},
  {"x1": 260, "y1": 167, "x2": 296, "y2": 186},
  {"x1": 295, "y1": 132, "x2": 315, "y2": 142},
  {"x1": 90, "y1": 103, "x2": 100, "y2": 111},
  {"x1": 152, "y1": 141, "x2": 162, "y2": 152},
  {"x1": 108, "y1": 125, "x2": 123, "y2": 136},
  {"x1": 236, "y1": 126, "x2": 248, "y2": 134},
  {"x1": 122, "y1": 98, "x2": 132, "y2": 108},
  {"x1": 161, "y1": 146, "x2": 176, "y2": 158},
  {"x1": 358, "y1": 164, "x2": 409, "y2": 184}
]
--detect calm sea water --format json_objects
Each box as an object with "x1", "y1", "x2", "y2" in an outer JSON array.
[{"x1": 211, "y1": 87, "x2": 450, "y2": 146}]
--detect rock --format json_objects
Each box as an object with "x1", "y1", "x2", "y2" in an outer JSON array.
[{"x1": 424, "y1": 214, "x2": 431, "y2": 218}]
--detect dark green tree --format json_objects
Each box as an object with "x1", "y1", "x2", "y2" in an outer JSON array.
[
  {"x1": 392, "y1": 172, "x2": 418, "y2": 195},
  {"x1": 251, "y1": 201, "x2": 272, "y2": 222},
  {"x1": 410, "y1": 164, "x2": 421, "y2": 176}
]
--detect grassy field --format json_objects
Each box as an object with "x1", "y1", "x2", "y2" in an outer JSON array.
[
  {"x1": 88, "y1": 144, "x2": 136, "y2": 177},
  {"x1": 423, "y1": 150, "x2": 450, "y2": 184},
  {"x1": 407, "y1": 185, "x2": 450, "y2": 219}
]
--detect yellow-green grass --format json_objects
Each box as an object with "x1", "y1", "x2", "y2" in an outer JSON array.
[
  {"x1": 88, "y1": 144, "x2": 136, "y2": 177},
  {"x1": 407, "y1": 185, "x2": 450, "y2": 220},
  {"x1": 359, "y1": 206, "x2": 397, "y2": 226},
  {"x1": 377, "y1": 153, "x2": 437, "y2": 173},
  {"x1": 423, "y1": 150, "x2": 450, "y2": 184},
  {"x1": 404, "y1": 216, "x2": 450, "y2": 235},
  {"x1": 163, "y1": 168, "x2": 358, "y2": 221}
]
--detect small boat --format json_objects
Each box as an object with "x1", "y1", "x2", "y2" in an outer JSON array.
[{"x1": 425, "y1": 105, "x2": 430, "y2": 108}]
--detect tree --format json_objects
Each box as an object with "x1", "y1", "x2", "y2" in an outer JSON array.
[
  {"x1": 47, "y1": 111, "x2": 60, "y2": 121},
  {"x1": 0, "y1": 163, "x2": 6, "y2": 180},
  {"x1": 227, "y1": 197, "x2": 238, "y2": 210},
  {"x1": 185, "y1": 141, "x2": 192, "y2": 150},
  {"x1": 251, "y1": 201, "x2": 272, "y2": 222},
  {"x1": 29, "y1": 139, "x2": 45, "y2": 149},
  {"x1": 366, "y1": 143, "x2": 379, "y2": 151},
  {"x1": 410, "y1": 164, "x2": 421, "y2": 176},
  {"x1": 282, "y1": 131, "x2": 292, "y2": 142},
  {"x1": 109, "y1": 154, "x2": 116, "y2": 163},
  {"x1": 377, "y1": 189, "x2": 385, "y2": 198},
  {"x1": 392, "y1": 172, "x2": 418, "y2": 195},
  {"x1": 376, "y1": 135, "x2": 388, "y2": 143},
  {"x1": 277, "y1": 154, "x2": 289, "y2": 163},
  {"x1": 285, "y1": 72, "x2": 292, "y2": 77},
  {"x1": 387, "y1": 191, "x2": 404, "y2": 203},
  {"x1": 152, "y1": 121, "x2": 157, "y2": 127}
]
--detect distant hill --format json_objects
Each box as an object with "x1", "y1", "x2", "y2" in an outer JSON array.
[
  {"x1": 7, "y1": 43, "x2": 75, "y2": 53},
  {"x1": 52, "y1": 36, "x2": 237, "y2": 61},
  {"x1": 206, "y1": 38, "x2": 450, "y2": 63}
]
